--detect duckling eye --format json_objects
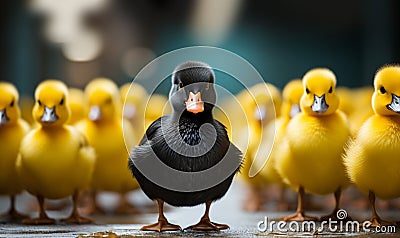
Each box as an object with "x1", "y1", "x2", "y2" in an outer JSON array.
[
  {"x1": 379, "y1": 86, "x2": 386, "y2": 94},
  {"x1": 10, "y1": 100, "x2": 14, "y2": 107},
  {"x1": 328, "y1": 86, "x2": 333, "y2": 94},
  {"x1": 306, "y1": 88, "x2": 310, "y2": 94},
  {"x1": 59, "y1": 98, "x2": 64, "y2": 105},
  {"x1": 105, "y1": 97, "x2": 112, "y2": 104},
  {"x1": 38, "y1": 100, "x2": 42, "y2": 106}
]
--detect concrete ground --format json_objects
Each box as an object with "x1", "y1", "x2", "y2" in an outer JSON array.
[{"x1": 0, "y1": 181, "x2": 399, "y2": 237}]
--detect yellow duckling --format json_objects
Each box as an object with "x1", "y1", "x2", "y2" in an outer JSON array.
[
  {"x1": 120, "y1": 83, "x2": 148, "y2": 144},
  {"x1": 213, "y1": 94, "x2": 246, "y2": 140},
  {"x1": 347, "y1": 87, "x2": 374, "y2": 134},
  {"x1": 17, "y1": 80, "x2": 95, "y2": 224},
  {"x1": 280, "y1": 80, "x2": 304, "y2": 119},
  {"x1": 336, "y1": 87, "x2": 355, "y2": 117},
  {"x1": 0, "y1": 82, "x2": 30, "y2": 219},
  {"x1": 275, "y1": 68, "x2": 350, "y2": 221},
  {"x1": 236, "y1": 83, "x2": 282, "y2": 211},
  {"x1": 76, "y1": 78, "x2": 139, "y2": 213},
  {"x1": 67, "y1": 88, "x2": 88, "y2": 125},
  {"x1": 144, "y1": 94, "x2": 171, "y2": 129},
  {"x1": 257, "y1": 79, "x2": 303, "y2": 209},
  {"x1": 19, "y1": 96, "x2": 35, "y2": 126},
  {"x1": 344, "y1": 65, "x2": 400, "y2": 226}
]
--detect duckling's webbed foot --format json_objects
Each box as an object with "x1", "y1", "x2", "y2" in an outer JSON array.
[
  {"x1": 186, "y1": 201, "x2": 229, "y2": 231},
  {"x1": 141, "y1": 220, "x2": 182, "y2": 232},
  {"x1": 367, "y1": 216, "x2": 396, "y2": 227},
  {"x1": 23, "y1": 217, "x2": 56, "y2": 225},
  {"x1": 186, "y1": 218, "x2": 229, "y2": 231},
  {"x1": 62, "y1": 191, "x2": 92, "y2": 224},
  {"x1": 141, "y1": 199, "x2": 181, "y2": 232},
  {"x1": 61, "y1": 215, "x2": 92, "y2": 224},
  {"x1": 283, "y1": 186, "x2": 318, "y2": 221},
  {"x1": 366, "y1": 191, "x2": 396, "y2": 227},
  {"x1": 6, "y1": 209, "x2": 28, "y2": 220},
  {"x1": 23, "y1": 195, "x2": 56, "y2": 225},
  {"x1": 2, "y1": 196, "x2": 27, "y2": 219},
  {"x1": 283, "y1": 212, "x2": 318, "y2": 222}
]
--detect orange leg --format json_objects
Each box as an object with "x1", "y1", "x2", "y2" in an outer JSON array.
[
  {"x1": 282, "y1": 186, "x2": 318, "y2": 221},
  {"x1": 320, "y1": 188, "x2": 351, "y2": 221},
  {"x1": 186, "y1": 201, "x2": 229, "y2": 231},
  {"x1": 366, "y1": 191, "x2": 395, "y2": 227},
  {"x1": 23, "y1": 195, "x2": 55, "y2": 225},
  {"x1": 1, "y1": 195, "x2": 27, "y2": 219},
  {"x1": 61, "y1": 191, "x2": 92, "y2": 224},
  {"x1": 141, "y1": 199, "x2": 181, "y2": 232}
]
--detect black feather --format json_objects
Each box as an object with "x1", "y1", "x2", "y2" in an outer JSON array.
[{"x1": 128, "y1": 62, "x2": 242, "y2": 207}]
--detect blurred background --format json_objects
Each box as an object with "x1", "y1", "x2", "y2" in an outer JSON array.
[
  {"x1": 1, "y1": 0, "x2": 400, "y2": 96},
  {"x1": 1, "y1": 1, "x2": 400, "y2": 232}
]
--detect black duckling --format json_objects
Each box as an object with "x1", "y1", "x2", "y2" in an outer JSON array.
[{"x1": 129, "y1": 61, "x2": 242, "y2": 232}]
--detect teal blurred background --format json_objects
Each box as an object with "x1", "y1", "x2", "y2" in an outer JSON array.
[{"x1": 1, "y1": 0, "x2": 399, "y2": 96}]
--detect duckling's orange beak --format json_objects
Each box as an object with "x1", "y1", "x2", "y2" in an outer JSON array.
[{"x1": 185, "y1": 92, "x2": 204, "y2": 114}]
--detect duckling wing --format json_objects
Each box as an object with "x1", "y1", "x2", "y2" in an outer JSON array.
[{"x1": 76, "y1": 132, "x2": 96, "y2": 189}]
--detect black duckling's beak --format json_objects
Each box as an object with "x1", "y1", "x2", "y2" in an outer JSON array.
[
  {"x1": 185, "y1": 92, "x2": 204, "y2": 114},
  {"x1": 290, "y1": 104, "x2": 301, "y2": 118},
  {"x1": 41, "y1": 106, "x2": 58, "y2": 123},
  {"x1": 311, "y1": 94, "x2": 329, "y2": 114},
  {"x1": 0, "y1": 109, "x2": 9, "y2": 125},
  {"x1": 387, "y1": 93, "x2": 400, "y2": 113},
  {"x1": 89, "y1": 106, "x2": 102, "y2": 121}
]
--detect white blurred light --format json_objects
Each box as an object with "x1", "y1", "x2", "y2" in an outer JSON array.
[
  {"x1": 121, "y1": 47, "x2": 156, "y2": 78},
  {"x1": 190, "y1": 0, "x2": 242, "y2": 44},
  {"x1": 62, "y1": 31, "x2": 102, "y2": 62},
  {"x1": 44, "y1": 13, "x2": 82, "y2": 43},
  {"x1": 30, "y1": 0, "x2": 108, "y2": 61}
]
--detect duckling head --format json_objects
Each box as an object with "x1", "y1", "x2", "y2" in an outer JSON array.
[
  {"x1": 281, "y1": 79, "x2": 303, "y2": 118},
  {"x1": 372, "y1": 65, "x2": 400, "y2": 116},
  {"x1": 300, "y1": 68, "x2": 339, "y2": 116},
  {"x1": 33, "y1": 80, "x2": 70, "y2": 127},
  {"x1": 0, "y1": 82, "x2": 20, "y2": 126},
  {"x1": 169, "y1": 61, "x2": 216, "y2": 116},
  {"x1": 85, "y1": 78, "x2": 121, "y2": 122}
]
